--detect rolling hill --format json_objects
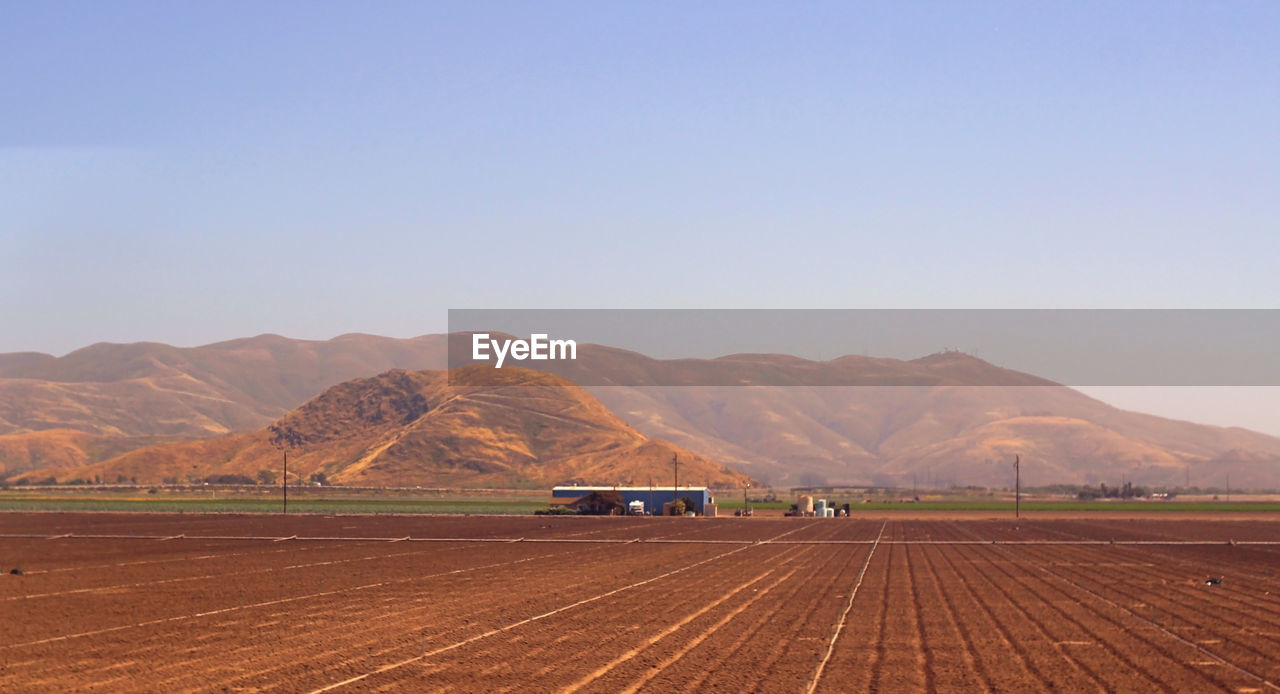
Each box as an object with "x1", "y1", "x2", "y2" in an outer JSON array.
[
  {"x1": 588, "y1": 375, "x2": 1280, "y2": 488},
  {"x1": 0, "y1": 333, "x2": 448, "y2": 472},
  {"x1": 4, "y1": 334, "x2": 1280, "y2": 488},
  {"x1": 24, "y1": 367, "x2": 752, "y2": 489}
]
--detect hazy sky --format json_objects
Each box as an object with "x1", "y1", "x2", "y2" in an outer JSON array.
[{"x1": 3, "y1": 3, "x2": 1278, "y2": 430}]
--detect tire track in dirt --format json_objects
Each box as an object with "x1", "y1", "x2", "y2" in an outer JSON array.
[
  {"x1": 967, "y1": 540, "x2": 1221, "y2": 692},
  {"x1": 152, "y1": 542, "x2": 733, "y2": 691},
  {"x1": 1010, "y1": 542, "x2": 1280, "y2": 687},
  {"x1": 926, "y1": 535, "x2": 1058, "y2": 691},
  {"x1": 1057, "y1": 543, "x2": 1280, "y2": 636},
  {"x1": 559, "y1": 549, "x2": 813, "y2": 693},
  {"x1": 0, "y1": 541, "x2": 593, "y2": 653},
  {"x1": 6, "y1": 539, "x2": 333, "y2": 576},
  {"x1": 808, "y1": 519, "x2": 887, "y2": 693},
  {"x1": 610, "y1": 566, "x2": 802, "y2": 694},
  {"x1": 934, "y1": 542, "x2": 1110, "y2": 692},
  {"x1": 814, "y1": 524, "x2": 896, "y2": 691},
  {"x1": 4, "y1": 543, "x2": 727, "y2": 693},
  {"x1": 103, "y1": 525, "x2": 754, "y2": 690},
  {"x1": 2, "y1": 521, "x2": 793, "y2": 690},
  {"x1": 1035, "y1": 521, "x2": 1280, "y2": 592},
  {"x1": 1052, "y1": 542, "x2": 1280, "y2": 624},
  {"x1": 442, "y1": 543, "x2": 807, "y2": 692},
  {"x1": 911, "y1": 538, "x2": 998, "y2": 691},
  {"x1": 305, "y1": 522, "x2": 822, "y2": 693},
  {"x1": 904, "y1": 542, "x2": 937, "y2": 693},
  {"x1": 668, "y1": 535, "x2": 862, "y2": 692},
  {"x1": 357, "y1": 526, "x2": 848, "y2": 693},
  {"x1": 1016, "y1": 540, "x2": 1280, "y2": 644},
  {"x1": 1, "y1": 541, "x2": 480, "y2": 602},
  {"x1": 978, "y1": 541, "x2": 1268, "y2": 692},
  {"x1": 945, "y1": 520, "x2": 1216, "y2": 691},
  {"x1": 1, "y1": 517, "x2": 731, "y2": 650},
  {"x1": 302, "y1": 537, "x2": 798, "y2": 691},
  {"x1": 577, "y1": 521, "x2": 866, "y2": 693}
]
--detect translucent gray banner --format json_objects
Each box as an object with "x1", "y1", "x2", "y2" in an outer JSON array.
[{"x1": 447, "y1": 309, "x2": 1280, "y2": 386}]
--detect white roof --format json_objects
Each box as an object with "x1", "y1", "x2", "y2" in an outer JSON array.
[{"x1": 552, "y1": 485, "x2": 709, "y2": 492}]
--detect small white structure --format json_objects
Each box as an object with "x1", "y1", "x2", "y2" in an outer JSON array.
[{"x1": 628, "y1": 500, "x2": 645, "y2": 515}]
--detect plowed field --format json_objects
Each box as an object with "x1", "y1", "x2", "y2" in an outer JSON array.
[{"x1": 2, "y1": 513, "x2": 1279, "y2": 692}]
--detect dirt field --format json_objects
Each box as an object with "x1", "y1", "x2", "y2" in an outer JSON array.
[{"x1": 2, "y1": 513, "x2": 1279, "y2": 692}]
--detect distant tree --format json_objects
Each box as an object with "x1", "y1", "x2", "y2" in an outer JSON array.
[
  {"x1": 667, "y1": 498, "x2": 686, "y2": 516},
  {"x1": 309, "y1": 472, "x2": 329, "y2": 486},
  {"x1": 257, "y1": 469, "x2": 277, "y2": 486},
  {"x1": 205, "y1": 473, "x2": 256, "y2": 485},
  {"x1": 679, "y1": 496, "x2": 699, "y2": 515},
  {"x1": 534, "y1": 506, "x2": 578, "y2": 515}
]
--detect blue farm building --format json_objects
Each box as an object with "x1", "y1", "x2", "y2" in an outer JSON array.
[{"x1": 551, "y1": 486, "x2": 713, "y2": 515}]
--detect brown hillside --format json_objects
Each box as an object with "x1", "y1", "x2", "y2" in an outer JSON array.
[
  {"x1": 0, "y1": 333, "x2": 449, "y2": 439},
  {"x1": 0, "y1": 429, "x2": 179, "y2": 479},
  {"x1": 31, "y1": 367, "x2": 752, "y2": 489},
  {"x1": 588, "y1": 383, "x2": 1280, "y2": 488},
  {"x1": 6, "y1": 333, "x2": 1280, "y2": 488}
]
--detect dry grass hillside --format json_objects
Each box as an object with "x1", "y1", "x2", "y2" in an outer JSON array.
[
  {"x1": 26, "y1": 367, "x2": 752, "y2": 489},
  {"x1": 0, "y1": 334, "x2": 448, "y2": 473},
  {"x1": 5, "y1": 334, "x2": 1280, "y2": 488},
  {"x1": 589, "y1": 379, "x2": 1280, "y2": 488},
  {"x1": 0, "y1": 333, "x2": 449, "y2": 437}
]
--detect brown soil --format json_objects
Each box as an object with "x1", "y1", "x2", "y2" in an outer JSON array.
[{"x1": 2, "y1": 514, "x2": 1278, "y2": 692}]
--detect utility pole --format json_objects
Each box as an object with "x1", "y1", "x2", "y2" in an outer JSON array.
[
  {"x1": 744, "y1": 482, "x2": 751, "y2": 516},
  {"x1": 672, "y1": 454, "x2": 679, "y2": 515},
  {"x1": 1226, "y1": 473, "x2": 1230, "y2": 503},
  {"x1": 1014, "y1": 455, "x2": 1020, "y2": 519},
  {"x1": 283, "y1": 449, "x2": 288, "y2": 514}
]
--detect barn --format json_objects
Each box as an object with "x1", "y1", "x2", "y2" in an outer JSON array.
[
  {"x1": 550, "y1": 486, "x2": 715, "y2": 516},
  {"x1": 554, "y1": 490, "x2": 626, "y2": 515}
]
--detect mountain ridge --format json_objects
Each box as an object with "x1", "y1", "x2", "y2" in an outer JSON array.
[
  {"x1": 21, "y1": 366, "x2": 753, "y2": 489},
  {"x1": 3, "y1": 333, "x2": 1279, "y2": 488}
]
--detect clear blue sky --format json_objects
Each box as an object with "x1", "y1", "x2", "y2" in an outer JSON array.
[{"x1": 3, "y1": 2, "x2": 1279, "y2": 429}]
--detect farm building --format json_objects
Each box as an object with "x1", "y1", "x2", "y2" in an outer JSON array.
[
  {"x1": 553, "y1": 490, "x2": 626, "y2": 515},
  {"x1": 550, "y1": 486, "x2": 715, "y2": 516}
]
